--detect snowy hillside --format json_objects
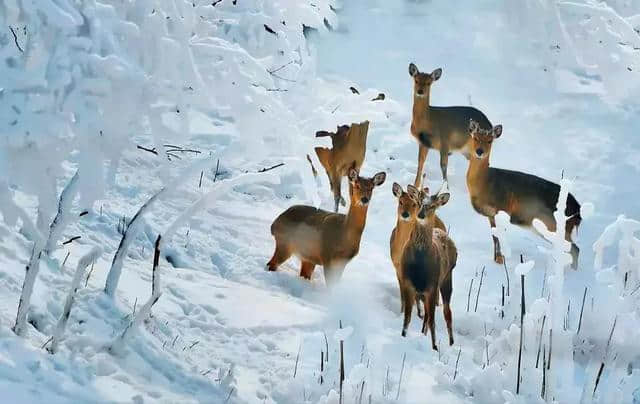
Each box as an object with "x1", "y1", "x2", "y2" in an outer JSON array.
[{"x1": 1, "y1": 0, "x2": 640, "y2": 403}]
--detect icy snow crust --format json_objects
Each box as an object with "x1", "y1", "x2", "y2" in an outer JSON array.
[{"x1": 1, "y1": 0, "x2": 640, "y2": 403}]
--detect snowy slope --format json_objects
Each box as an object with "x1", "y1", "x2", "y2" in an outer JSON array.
[{"x1": 1, "y1": 0, "x2": 640, "y2": 403}]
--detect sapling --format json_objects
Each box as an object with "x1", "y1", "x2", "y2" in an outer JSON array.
[{"x1": 49, "y1": 246, "x2": 102, "y2": 353}]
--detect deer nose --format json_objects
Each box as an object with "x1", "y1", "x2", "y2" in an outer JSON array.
[
  {"x1": 476, "y1": 148, "x2": 484, "y2": 157},
  {"x1": 417, "y1": 90, "x2": 424, "y2": 95},
  {"x1": 360, "y1": 197, "x2": 369, "y2": 205},
  {"x1": 401, "y1": 211, "x2": 409, "y2": 219}
]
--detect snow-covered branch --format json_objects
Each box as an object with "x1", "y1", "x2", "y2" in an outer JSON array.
[{"x1": 49, "y1": 246, "x2": 102, "y2": 353}]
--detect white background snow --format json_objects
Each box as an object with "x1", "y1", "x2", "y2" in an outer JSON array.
[{"x1": 1, "y1": 0, "x2": 640, "y2": 403}]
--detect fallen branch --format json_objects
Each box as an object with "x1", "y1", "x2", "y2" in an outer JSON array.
[
  {"x1": 62, "y1": 236, "x2": 81, "y2": 245},
  {"x1": 9, "y1": 26, "x2": 23, "y2": 53},
  {"x1": 474, "y1": 266, "x2": 485, "y2": 312},
  {"x1": 137, "y1": 145, "x2": 158, "y2": 155},
  {"x1": 258, "y1": 163, "x2": 285, "y2": 173}
]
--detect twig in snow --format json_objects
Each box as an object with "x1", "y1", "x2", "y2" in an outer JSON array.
[
  {"x1": 371, "y1": 93, "x2": 385, "y2": 101},
  {"x1": 339, "y1": 320, "x2": 345, "y2": 404},
  {"x1": 396, "y1": 353, "x2": 406, "y2": 400},
  {"x1": 61, "y1": 252, "x2": 71, "y2": 269},
  {"x1": 213, "y1": 159, "x2": 220, "y2": 182},
  {"x1": 151, "y1": 235, "x2": 161, "y2": 297},
  {"x1": 331, "y1": 104, "x2": 340, "y2": 114},
  {"x1": 503, "y1": 261, "x2": 510, "y2": 296},
  {"x1": 453, "y1": 348, "x2": 462, "y2": 381},
  {"x1": 466, "y1": 278, "x2": 474, "y2": 312},
  {"x1": 49, "y1": 247, "x2": 102, "y2": 353},
  {"x1": 501, "y1": 284, "x2": 505, "y2": 319},
  {"x1": 9, "y1": 26, "x2": 23, "y2": 53},
  {"x1": 224, "y1": 387, "x2": 235, "y2": 403},
  {"x1": 268, "y1": 60, "x2": 294, "y2": 74},
  {"x1": 541, "y1": 345, "x2": 547, "y2": 399},
  {"x1": 62, "y1": 236, "x2": 81, "y2": 245},
  {"x1": 41, "y1": 336, "x2": 53, "y2": 349},
  {"x1": 516, "y1": 273, "x2": 525, "y2": 394},
  {"x1": 263, "y1": 24, "x2": 276, "y2": 35},
  {"x1": 293, "y1": 342, "x2": 301, "y2": 378},
  {"x1": 199, "y1": 171, "x2": 204, "y2": 188},
  {"x1": 349, "y1": 86, "x2": 360, "y2": 94},
  {"x1": 547, "y1": 328, "x2": 552, "y2": 370},
  {"x1": 258, "y1": 163, "x2": 285, "y2": 173},
  {"x1": 85, "y1": 261, "x2": 95, "y2": 287},
  {"x1": 474, "y1": 266, "x2": 485, "y2": 312},
  {"x1": 137, "y1": 145, "x2": 158, "y2": 155},
  {"x1": 323, "y1": 331, "x2": 329, "y2": 362},
  {"x1": 535, "y1": 315, "x2": 546, "y2": 368},
  {"x1": 577, "y1": 287, "x2": 587, "y2": 335}
]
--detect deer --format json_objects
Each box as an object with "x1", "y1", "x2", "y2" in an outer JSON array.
[
  {"x1": 314, "y1": 121, "x2": 369, "y2": 212},
  {"x1": 409, "y1": 63, "x2": 492, "y2": 187},
  {"x1": 466, "y1": 119, "x2": 582, "y2": 268},
  {"x1": 390, "y1": 183, "x2": 446, "y2": 319},
  {"x1": 399, "y1": 189, "x2": 457, "y2": 350},
  {"x1": 267, "y1": 168, "x2": 386, "y2": 286}
]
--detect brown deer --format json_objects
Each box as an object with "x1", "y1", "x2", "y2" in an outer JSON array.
[
  {"x1": 267, "y1": 168, "x2": 386, "y2": 286},
  {"x1": 466, "y1": 119, "x2": 582, "y2": 268},
  {"x1": 315, "y1": 121, "x2": 369, "y2": 212},
  {"x1": 400, "y1": 190, "x2": 457, "y2": 350},
  {"x1": 390, "y1": 183, "x2": 446, "y2": 318},
  {"x1": 409, "y1": 63, "x2": 492, "y2": 186}
]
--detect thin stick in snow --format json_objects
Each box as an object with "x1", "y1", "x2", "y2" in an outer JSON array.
[
  {"x1": 49, "y1": 247, "x2": 102, "y2": 353},
  {"x1": 396, "y1": 353, "x2": 406, "y2": 400},
  {"x1": 536, "y1": 315, "x2": 547, "y2": 369},
  {"x1": 293, "y1": 342, "x2": 301, "y2": 378},
  {"x1": 516, "y1": 274, "x2": 525, "y2": 394},
  {"x1": 503, "y1": 261, "x2": 510, "y2": 296},
  {"x1": 453, "y1": 348, "x2": 462, "y2": 381},
  {"x1": 474, "y1": 266, "x2": 485, "y2": 312},
  {"x1": 577, "y1": 287, "x2": 587, "y2": 335},
  {"x1": 151, "y1": 235, "x2": 161, "y2": 298},
  {"x1": 466, "y1": 278, "x2": 474, "y2": 312},
  {"x1": 339, "y1": 320, "x2": 345, "y2": 404},
  {"x1": 501, "y1": 284, "x2": 505, "y2": 319}
]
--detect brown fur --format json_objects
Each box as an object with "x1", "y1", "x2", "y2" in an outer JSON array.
[
  {"x1": 408, "y1": 63, "x2": 492, "y2": 186},
  {"x1": 390, "y1": 183, "x2": 446, "y2": 318},
  {"x1": 399, "y1": 192, "x2": 457, "y2": 350},
  {"x1": 466, "y1": 120, "x2": 582, "y2": 268},
  {"x1": 267, "y1": 169, "x2": 386, "y2": 286},
  {"x1": 314, "y1": 121, "x2": 369, "y2": 212}
]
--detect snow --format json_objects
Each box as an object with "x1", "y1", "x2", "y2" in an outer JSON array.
[{"x1": 1, "y1": 0, "x2": 640, "y2": 403}]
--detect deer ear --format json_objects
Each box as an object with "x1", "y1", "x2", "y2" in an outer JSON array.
[
  {"x1": 348, "y1": 168, "x2": 359, "y2": 183},
  {"x1": 372, "y1": 172, "x2": 386, "y2": 186},
  {"x1": 493, "y1": 125, "x2": 503, "y2": 139},
  {"x1": 469, "y1": 119, "x2": 479, "y2": 134},
  {"x1": 437, "y1": 192, "x2": 450, "y2": 206},
  {"x1": 392, "y1": 182, "x2": 403, "y2": 198},
  {"x1": 431, "y1": 68, "x2": 442, "y2": 81},
  {"x1": 406, "y1": 184, "x2": 419, "y2": 200},
  {"x1": 409, "y1": 63, "x2": 418, "y2": 77}
]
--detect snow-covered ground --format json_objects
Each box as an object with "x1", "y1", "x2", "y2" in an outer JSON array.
[{"x1": 1, "y1": 0, "x2": 640, "y2": 403}]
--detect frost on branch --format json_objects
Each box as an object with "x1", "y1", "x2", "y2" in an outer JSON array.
[{"x1": 49, "y1": 246, "x2": 102, "y2": 354}]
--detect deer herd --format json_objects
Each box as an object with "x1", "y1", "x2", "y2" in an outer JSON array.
[{"x1": 266, "y1": 63, "x2": 583, "y2": 351}]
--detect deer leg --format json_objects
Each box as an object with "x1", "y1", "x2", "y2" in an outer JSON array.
[
  {"x1": 488, "y1": 216, "x2": 504, "y2": 264},
  {"x1": 440, "y1": 276, "x2": 454, "y2": 346},
  {"x1": 266, "y1": 242, "x2": 291, "y2": 271},
  {"x1": 416, "y1": 295, "x2": 424, "y2": 319},
  {"x1": 300, "y1": 261, "x2": 315, "y2": 280},
  {"x1": 397, "y1": 277, "x2": 405, "y2": 314},
  {"x1": 332, "y1": 175, "x2": 342, "y2": 213},
  {"x1": 324, "y1": 262, "x2": 345, "y2": 288},
  {"x1": 401, "y1": 286, "x2": 415, "y2": 337},
  {"x1": 566, "y1": 217, "x2": 580, "y2": 270},
  {"x1": 414, "y1": 145, "x2": 428, "y2": 187},
  {"x1": 425, "y1": 288, "x2": 438, "y2": 351},
  {"x1": 439, "y1": 146, "x2": 449, "y2": 182}
]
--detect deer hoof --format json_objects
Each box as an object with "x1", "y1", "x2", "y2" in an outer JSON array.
[{"x1": 494, "y1": 254, "x2": 505, "y2": 265}]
